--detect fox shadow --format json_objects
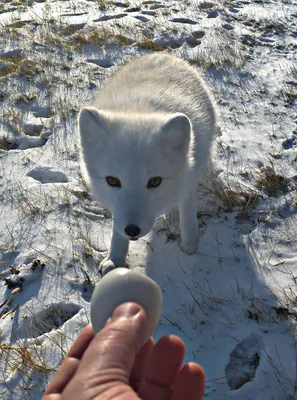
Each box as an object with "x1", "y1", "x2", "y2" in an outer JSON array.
[{"x1": 144, "y1": 212, "x2": 296, "y2": 398}]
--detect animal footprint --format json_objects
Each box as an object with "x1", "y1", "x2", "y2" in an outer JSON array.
[
  {"x1": 32, "y1": 106, "x2": 52, "y2": 118},
  {"x1": 225, "y1": 334, "x2": 263, "y2": 390},
  {"x1": 171, "y1": 17, "x2": 197, "y2": 25},
  {"x1": 18, "y1": 302, "x2": 81, "y2": 338},
  {"x1": 86, "y1": 58, "x2": 114, "y2": 68},
  {"x1": 27, "y1": 167, "x2": 68, "y2": 184},
  {"x1": 282, "y1": 133, "x2": 297, "y2": 150},
  {"x1": 94, "y1": 13, "x2": 127, "y2": 22}
]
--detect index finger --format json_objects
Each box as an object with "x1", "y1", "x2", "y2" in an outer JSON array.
[{"x1": 67, "y1": 324, "x2": 95, "y2": 359}]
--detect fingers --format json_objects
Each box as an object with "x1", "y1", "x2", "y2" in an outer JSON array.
[
  {"x1": 62, "y1": 302, "x2": 148, "y2": 399},
  {"x1": 42, "y1": 395, "x2": 61, "y2": 400},
  {"x1": 43, "y1": 305, "x2": 206, "y2": 400},
  {"x1": 45, "y1": 358, "x2": 80, "y2": 395},
  {"x1": 139, "y1": 335, "x2": 185, "y2": 400},
  {"x1": 130, "y1": 337, "x2": 154, "y2": 392},
  {"x1": 67, "y1": 324, "x2": 95, "y2": 358},
  {"x1": 44, "y1": 325, "x2": 95, "y2": 396},
  {"x1": 172, "y1": 362, "x2": 205, "y2": 400}
]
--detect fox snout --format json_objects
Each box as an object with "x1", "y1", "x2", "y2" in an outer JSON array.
[{"x1": 124, "y1": 224, "x2": 141, "y2": 240}]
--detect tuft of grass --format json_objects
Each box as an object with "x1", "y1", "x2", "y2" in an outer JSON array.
[
  {"x1": 83, "y1": 30, "x2": 133, "y2": 47},
  {"x1": 15, "y1": 92, "x2": 37, "y2": 104},
  {"x1": 236, "y1": 192, "x2": 261, "y2": 221},
  {"x1": 0, "y1": 54, "x2": 26, "y2": 77},
  {"x1": 14, "y1": 192, "x2": 41, "y2": 218},
  {"x1": 111, "y1": 34, "x2": 134, "y2": 46},
  {"x1": 97, "y1": 0, "x2": 107, "y2": 10},
  {"x1": 201, "y1": 173, "x2": 260, "y2": 213},
  {"x1": 0, "y1": 338, "x2": 54, "y2": 389},
  {"x1": 255, "y1": 166, "x2": 288, "y2": 197},
  {"x1": 0, "y1": 302, "x2": 89, "y2": 394},
  {"x1": 0, "y1": 0, "x2": 27, "y2": 14},
  {"x1": 0, "y1": 136, "x2": 18, "y2": 150},
  {"x1": 189, "y1": 27, "x2": 247, "y2": 71},
  {"x1": 41, "y1": 22, "x2": 134, "y2": 51},
  {"x1": 7, "y1": 20, "x2": 28, "y2": 29},
  {"x1": 0, "y1": 105, "x2": 25, "y2": 144},
  {"x1": 64, "y1": 24, "x2": 82, "y2": 36},
  {"x1": 137, "y1": 38, "x2": 166, "y2": 51},
  {"x1": 0, "y1": 54, "x2": 40, "y2": 78},
  {"x1": 0, "y1": 341, "x2": 52, "y2": 373}
]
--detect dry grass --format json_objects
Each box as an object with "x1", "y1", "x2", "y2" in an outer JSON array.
[
  {"x1": 0, "y1": 136, "x2": 18, "y2": 150},
  {"x1": 0, "y1": 54, "x2": 26, "y2": 77},
  {"x1": 0, "y1": 1, "x2": 296, "y2": 398},
  {"x1": 200, "y1": 173, "x2": 260, "y2": 214},
  {"x1": 255, "y1": 166, "x2": 289, "y2": 197},
  {"x1": 0, "y1": 308, "x2": 88, "y2": 397},
  {"x1": 39, "y1": 22, "x2": 134, "y2": 51},
  {"x1": 0, "y1": 341, "x2": 53, "y2": 377},
  {"x1": 137, "y1": 38, "x2": 166, "y2": 51}
]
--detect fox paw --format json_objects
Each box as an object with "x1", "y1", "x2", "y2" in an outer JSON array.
[
  {"x1": 165, "y1": 209, "x2": 179, "y2": 225},
  {"x1": 99, "y1": 257, "x2": 126, "y2": 276},
  {"x1": 180, "y1": 240, "x2": 199, "y2": 255}
]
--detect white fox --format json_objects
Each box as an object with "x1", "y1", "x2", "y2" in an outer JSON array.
[{"x1": 78, "y1": 53, "x2": 219, "y2": 274}]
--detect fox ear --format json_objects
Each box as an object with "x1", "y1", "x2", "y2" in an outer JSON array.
[
  {"x1": 159, "y1": 113, "x2": 192, "y2": 155},
  {"x1": 78, "y1": 107, "x2": 108, "y2": 148}
]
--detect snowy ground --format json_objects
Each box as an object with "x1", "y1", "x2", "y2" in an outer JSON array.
[{"x1": 0, "y1": 0, "x2": 297, "y2": 398}]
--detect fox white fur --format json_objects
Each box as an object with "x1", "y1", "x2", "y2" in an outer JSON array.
[{"x1": 78, "y1": 53, "x2": 218, "y2": 274}]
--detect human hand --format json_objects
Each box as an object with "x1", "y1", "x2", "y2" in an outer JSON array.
[{"x1": 43, "y1": 302, "x2": 205, "y2": 400}]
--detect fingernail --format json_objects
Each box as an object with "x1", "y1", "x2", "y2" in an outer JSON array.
[{"x1": 111, "y1": 302, "x2": 141, "y2": 320}]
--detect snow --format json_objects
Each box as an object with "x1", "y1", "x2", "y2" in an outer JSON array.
[{"x1": 0, "y1": 0, "x2": 296, "y2": 399}]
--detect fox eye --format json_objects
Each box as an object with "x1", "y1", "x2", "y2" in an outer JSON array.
[
  {"x1": 147, "y1": 177, "x2": 162, "y2": 188},
  {"x1": 106, "y1": 176, "x2": 121, "y2": 187}
]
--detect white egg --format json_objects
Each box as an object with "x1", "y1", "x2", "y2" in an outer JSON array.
[{"x1": 91, "y1": 268, "x2": 162, "y2": 342}]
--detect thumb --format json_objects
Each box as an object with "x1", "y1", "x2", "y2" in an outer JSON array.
[{"x1": 62, "y1": 302, "x2": 147, "y2": 400}]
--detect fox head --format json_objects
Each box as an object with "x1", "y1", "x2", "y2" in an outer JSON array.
[{"x1": 78, "y1": 107, "x2": 194, "y2": 239}]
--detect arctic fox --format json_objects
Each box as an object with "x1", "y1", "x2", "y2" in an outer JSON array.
[{"x1": 78, "y1": 53, "x2": 218, "y2": 273}]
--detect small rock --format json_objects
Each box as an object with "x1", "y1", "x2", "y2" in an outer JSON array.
[
  {"x1": 31, "y1": 259, "x2": 45, "y2": 271},
  {"x1": 10, "y1": 267, "x2": 20, "y2": 275}
]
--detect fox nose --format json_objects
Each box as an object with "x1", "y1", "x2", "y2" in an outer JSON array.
[{"x1": 124, "y1": 224, "x2": 141, "y2": 237}]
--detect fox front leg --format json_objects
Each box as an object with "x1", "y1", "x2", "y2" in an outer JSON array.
[
  {"x1": 179, "y1": 191, "x2": 200, "y2": 255},
  {"x1": 99, "y1": 223, "x2": 129, "y2": 275}
]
